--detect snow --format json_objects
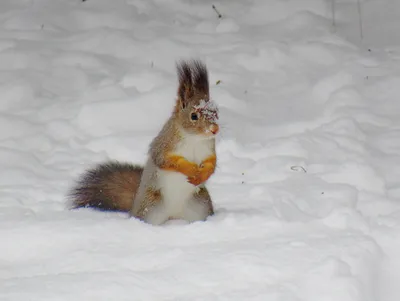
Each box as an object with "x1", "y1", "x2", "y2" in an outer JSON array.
[
  {"x1": 1, "y1": 0, "x2": 400, "y2": 300},
  {"x1": 194, "y1": 99, "x2": 218, "y2": 122}
]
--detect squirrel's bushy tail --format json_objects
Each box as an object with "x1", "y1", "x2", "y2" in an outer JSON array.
[{"x1": 69, "y1": 161, "x2": 143, "y2": 212}]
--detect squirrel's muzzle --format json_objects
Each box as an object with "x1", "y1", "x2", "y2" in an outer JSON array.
[{"x1": 210, "y1": 123, "x2": 219, "y2": 135}]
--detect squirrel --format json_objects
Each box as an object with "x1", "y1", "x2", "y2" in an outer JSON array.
[{"x1": 69, "y1": 60, "x2": 219, "y2": 225}]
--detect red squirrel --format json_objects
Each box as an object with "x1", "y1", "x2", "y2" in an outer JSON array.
[{"x1": 70, "y1": 60, "x2": 219, "y2": 225}]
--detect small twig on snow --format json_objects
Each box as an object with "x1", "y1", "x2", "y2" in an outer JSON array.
[
  {"x1": 290, "y1": 166, "x2": 307, "y2": 173},
  {"x1": 212, "y1": 5, "x2": 222, "y2": 19},
  {"x1": 331, "y1": 0, "x2": 336, "y2": 32},
  {"x1": 356, "y1": 0, "x2": 364, "y2": 41}
]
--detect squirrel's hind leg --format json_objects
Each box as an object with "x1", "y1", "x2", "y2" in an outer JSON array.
[
  {"x1": 143, "y1": 203, "x2": 170, "y2": 225},
  {"x1": 134, "y1": 188, "x2": 169, "y2": 226},
  {"x1": 183, "y1": 186, "x2": 214, "y2": 223}
]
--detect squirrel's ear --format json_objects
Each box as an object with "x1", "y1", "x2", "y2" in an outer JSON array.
[
  {"x1": 176, "y1": 96, "x2": 185, "y2": 111},
  {"x1": 176, "y1": 60, "x2": 193, "y2": 109},
  {"x1": 176, "y1": 60, "x2": 209, "y2": 109},
  {"x1": 190, "y1": 60, "x2": 209, "y2": 100}
]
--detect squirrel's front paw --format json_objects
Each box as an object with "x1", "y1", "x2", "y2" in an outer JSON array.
[
  {"x1": 177, "y1": 160, "x2": 198, "y2": 179},
  {"x1": 187, "y1": 173, "x2": 202, "y2": 186},
  {"x1": 187, "y1": 166, "x2": 213, "y2": 186},
  {"x1": 199, "y1": 169, "x2": 211, "y2": 183}
]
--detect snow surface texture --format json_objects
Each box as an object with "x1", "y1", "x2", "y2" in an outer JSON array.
[{"x1": 1, "y1": 0, "x2": 400, "y2": 300}]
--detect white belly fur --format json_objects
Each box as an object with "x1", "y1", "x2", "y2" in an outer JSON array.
[
  {"x1": 158, "y1": 169, "x2": 196, "y2": 217},
  {"x1": 157, "y1": 131, "x2": 214, "y2": 218}
]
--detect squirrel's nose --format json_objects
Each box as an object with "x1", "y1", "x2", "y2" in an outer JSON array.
[{"x1": 210, "y1": 124, "x2": 219, "y2": 135}]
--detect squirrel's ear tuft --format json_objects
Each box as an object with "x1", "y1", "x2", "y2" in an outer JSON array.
[
  {"x1": 176, "y1": 59, "x2": 209, "y2": 109},
  {"x1": 190, "y1": 60, "x2": 209, "y2": 98}
]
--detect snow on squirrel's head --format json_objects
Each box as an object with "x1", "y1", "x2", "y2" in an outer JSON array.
[{"x1": 174, "y1": 60, "x2": 219, "y2": 137}]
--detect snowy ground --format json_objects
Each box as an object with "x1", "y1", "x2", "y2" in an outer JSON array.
[{"x1": 1, "y1": 0, "x2": 400, "y2": 300}]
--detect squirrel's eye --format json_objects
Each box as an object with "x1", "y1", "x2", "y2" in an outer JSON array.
[{"x1": 191, "y1": 113, "x2": 198, "y2": 121}]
